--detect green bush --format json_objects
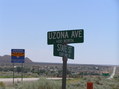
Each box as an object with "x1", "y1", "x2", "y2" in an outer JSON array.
[{"x1": 0, "y1": 82, "x2": 5, "y2": 89}]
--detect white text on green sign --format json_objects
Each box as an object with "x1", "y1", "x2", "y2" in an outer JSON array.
[
  {"x1": 54, "y1": 44, "x2": 74, "y2": 59},
  {"x1": 47, "y1": 29, "x2": 84, "y2": 44}
]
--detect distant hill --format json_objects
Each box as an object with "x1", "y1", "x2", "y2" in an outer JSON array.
[{"x1": 0, "y1": 55, "x2": 33, "y2": 64}]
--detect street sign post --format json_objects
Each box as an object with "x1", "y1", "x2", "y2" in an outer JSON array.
[
  {"x1": 62, "y1": 56, "x2": 67, "y2": 89},
  {"x1": 11, "y1": 49, "x2": 25, "y2": 63},
  {"x1": 47, "y1": 29, "x2": 84, "y2": 89},
  {"x1": 54, "y1": 44, "x2": 74, "y2": 59},
  {"x1": 11, "y1": 49, "x2": 25, "y2": 84},
  {"x1": 47, "y1": 29, "x2": 84, "y2": 44}
]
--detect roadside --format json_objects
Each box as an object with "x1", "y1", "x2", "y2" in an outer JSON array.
[
  {"x1": 107, "y1": 66, "x2": 116, "y2": 79},
  {"x1": 0, "y1": 78, "x2": 39, "y2": 85},
  {"x1": 0, "y1": 77, "x2": 63, "y2": 86}
]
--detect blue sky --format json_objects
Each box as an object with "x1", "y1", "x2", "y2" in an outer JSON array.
[{"x1": 0, "y1": 0, "x2": 119, "y2": 65}]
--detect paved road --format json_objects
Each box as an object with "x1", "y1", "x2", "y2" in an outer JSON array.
[
  {"x1": 108, "y1": 66, "x2": 116, "y2": 79},
  {"x1": 0, "y1": 78, "x2": 39, "y2": 85},
  {"x1": 0, "y1": 78, "x2": 62, "y2": 85},
  {"x1": 0, "y1": 78, "x2": 39, "y2": 82}
]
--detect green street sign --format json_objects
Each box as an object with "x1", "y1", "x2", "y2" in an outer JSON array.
[
  {"x1": 54, "y1": 44, "x2": 74, "y2": 59},
  {"x1": 47, "y1": 29, "x2": 84, "y2": 45}
]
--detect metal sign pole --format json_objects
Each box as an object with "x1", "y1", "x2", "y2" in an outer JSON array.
[
  {"x1": 62, "y1": 56, "x2": 67, "y2": 89},
  {"x1": 21, "y1": 63, "x2": 24, "y2": 82},
  {"x1": 13, "y1": 63, "x2": 15, "y2": 84}
]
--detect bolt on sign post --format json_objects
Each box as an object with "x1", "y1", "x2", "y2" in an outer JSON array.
[
  {"x1": 87, "y1": 82, "x2": 93, "y2": 89},
  {"x1": 11, "y1": 49, "x2": 25, "y2": 84},
  {"x1": 47, "y1": 29, "x2": 84, "y2": 89}
]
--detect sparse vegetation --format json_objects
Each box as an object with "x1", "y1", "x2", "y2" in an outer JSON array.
[
  {"x1": 2, "y1": 76, "x2": 119, "y2": 89},
  {"x1": 12, "y1": 78, "x2": 61, "y2": 89}
]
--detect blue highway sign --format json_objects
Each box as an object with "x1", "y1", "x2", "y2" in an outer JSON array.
[{"x1": 11, "y1": 49, "x2": 25, "y2": 63}]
